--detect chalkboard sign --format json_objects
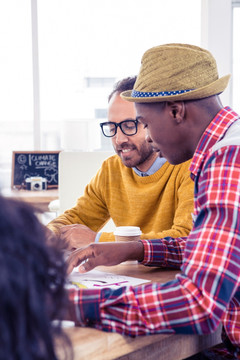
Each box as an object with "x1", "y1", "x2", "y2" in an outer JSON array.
[{"x1": 11, "y1": 151, "x2": 60, "y2": 189}]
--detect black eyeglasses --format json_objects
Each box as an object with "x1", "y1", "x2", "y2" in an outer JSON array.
[{"x1": 100, "y1": 119, "x2": 139, "y2": 138}]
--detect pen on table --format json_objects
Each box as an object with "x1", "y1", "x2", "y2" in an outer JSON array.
[{"x1": 93, "y1": 280, "x2": 128, "y2": 287}]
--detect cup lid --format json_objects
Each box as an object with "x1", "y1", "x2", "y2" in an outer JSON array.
[{"x1": 114, "y1": 226, "x2": 142, "y2": 236}]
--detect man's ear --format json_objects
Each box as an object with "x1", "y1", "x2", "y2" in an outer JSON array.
[{"x1": 168, "y1": 102, "x2": 185, "y2": 123}]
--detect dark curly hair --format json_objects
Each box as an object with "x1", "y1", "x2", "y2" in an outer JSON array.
[
  {"x1": 108, "y1": 76, "x2": 137, "y2": 102},
  {"x1": 0, "y1": 196, "x2": 72, "y2": 360}
]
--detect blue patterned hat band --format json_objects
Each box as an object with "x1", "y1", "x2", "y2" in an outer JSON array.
[{"x1": 131, "y1": 89, "x2": 193, "y2": 98}]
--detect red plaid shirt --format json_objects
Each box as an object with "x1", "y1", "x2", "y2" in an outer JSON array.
[{"x1": 68, "y1": 107, "x2": 240, "y2": 359}]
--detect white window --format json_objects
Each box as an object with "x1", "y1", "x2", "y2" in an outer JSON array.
[
  {"x1": 0, "y1": 0, "x2": 210, "y2": 188},
  {"x1": 0, "y1": 0, "x2": 33, "y2": 187}
]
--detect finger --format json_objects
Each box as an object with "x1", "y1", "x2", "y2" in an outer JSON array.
[
  {"x1": 67, "y1": 258, "x2": 80, "y2": 275},
  {"x1": 66, "y1": 245, "x2": 94, "y2": 274},
  {"x1": 66, "y1": 250, "x2": 86, "y2": 274},
  {"x1": 77, "y1": 264, "x2": 88, "y2": 273},
  {"x1": 79, "y1": 258, "x2": 96, "y2": 273},
  {"x1": 82, "y1": 259, "x2": 97, "y2": 272},
  {"x1": 67, "y1": 262, "x2": 76, "y2": 275}
]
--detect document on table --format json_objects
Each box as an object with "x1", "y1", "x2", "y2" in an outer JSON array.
[{"x1": 66, "y1": 268, "x2": 150, "y2": 289}]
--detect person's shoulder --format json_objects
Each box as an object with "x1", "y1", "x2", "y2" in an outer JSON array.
[
  {"x1": 178, "y1": 158, "x2": 192, "y2": 168},
  {"x1": 102, "y1": 153, "x2": 119, "y2": 165},
  {"x1": 165, "y1": 159, "x2": 192, "y2": 177},
  {"x1": 166, "y1": 158, "x2": 192, "y2": 170},
  {"x1": 100, "y1": 154, "x2": 123, "y2": 170}
]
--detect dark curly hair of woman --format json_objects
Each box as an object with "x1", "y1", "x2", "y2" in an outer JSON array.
[{"x1": 0, "y1": 195, "x2": 72, "y2": 360}]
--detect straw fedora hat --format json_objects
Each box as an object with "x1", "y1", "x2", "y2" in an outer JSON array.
[{"x1": 121, "y1": 43, "x2": 230, "y2": 103}]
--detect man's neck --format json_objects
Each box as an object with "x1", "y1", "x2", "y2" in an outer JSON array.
[
  {"x1": 136, "y1": 152, "x2": 159, "y2": 172},
  {"x1": 133, "y1": 155, "x2": 166, "y2": 177}
]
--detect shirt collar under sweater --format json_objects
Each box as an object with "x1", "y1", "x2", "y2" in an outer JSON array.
[{"x1": 133, "y1": 157, "x2": 167, "y2": 177}]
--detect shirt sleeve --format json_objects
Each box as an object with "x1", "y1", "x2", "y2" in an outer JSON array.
[
  {"x1": 68, "y1": 147, "x2": 240, "y2": 338},
  {"x1": 140, "y1": 237, "x2": 187, "y2": 268},
  {"x1": 95, "y1": 232, "x2": 102, "y2": 243}
]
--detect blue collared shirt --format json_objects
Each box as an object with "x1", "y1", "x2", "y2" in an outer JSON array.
[{"x1": 133, "y1": 156, "x2": 167, "y2": 177}]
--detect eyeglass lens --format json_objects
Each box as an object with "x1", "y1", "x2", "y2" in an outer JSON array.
[{"x1": 101, "y1": 120, "x2": 137, "y2": 137}]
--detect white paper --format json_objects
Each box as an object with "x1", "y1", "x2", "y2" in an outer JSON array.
[{"x1": 66, "y1": 268, "x2": 150, "y2": 289}]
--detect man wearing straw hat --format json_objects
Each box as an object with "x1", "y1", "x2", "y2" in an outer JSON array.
[
  {"x1": 48, "y1": 75, "x2": 193, "y2": 247},
  {"x1": 66, "y1": 44, "x2": 240, "y2": 359}
]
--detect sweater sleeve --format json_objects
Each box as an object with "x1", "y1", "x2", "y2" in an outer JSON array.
[{"x1": 47, "y1": 165, "x2": 110, "y2": 237}]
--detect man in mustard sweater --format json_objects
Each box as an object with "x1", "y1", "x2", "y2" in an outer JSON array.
[{"x1": 47, "y1": 77, "x2": 194, "y2": 249}]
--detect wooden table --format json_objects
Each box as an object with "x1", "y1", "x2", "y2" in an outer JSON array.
[
  {"x1": 1, "y1": 188, "x2": 59, "y2": 212},
  {"x1": 61, "y1": 264, "x2": 222, "y2": 360}
]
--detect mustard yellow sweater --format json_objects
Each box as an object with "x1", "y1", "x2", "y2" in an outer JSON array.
[{"x1": 48, "y1": 155, "x2": 194, "y2": 242}]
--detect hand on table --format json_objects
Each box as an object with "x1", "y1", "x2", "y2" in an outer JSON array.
[
  {"x1": 66, "y1": 241, "x2": 144, "y2": 274},
  {"x1": 60, "y1": 224, "x2": 97, "y2": 251}
]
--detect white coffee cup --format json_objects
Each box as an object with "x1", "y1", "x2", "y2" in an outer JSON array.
[
  {"x1": 114, "y1": 226, "x2": 142, "y2": 265},
  {"x1": 114, "y1": 226, "x2": 142, "y2": 242}
]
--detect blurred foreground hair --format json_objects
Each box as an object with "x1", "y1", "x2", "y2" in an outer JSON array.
[{"x1": 0, "y1": 196, "x2": 72, "y2": 360}]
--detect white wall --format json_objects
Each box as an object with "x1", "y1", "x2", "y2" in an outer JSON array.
[{"x1": 201, "y1": 0, "x2": 233, "y2": 106}]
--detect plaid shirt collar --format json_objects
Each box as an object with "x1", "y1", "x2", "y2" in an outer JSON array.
[{"x1": 189, "y1": 106, "x2": 239, "y2": 179}]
